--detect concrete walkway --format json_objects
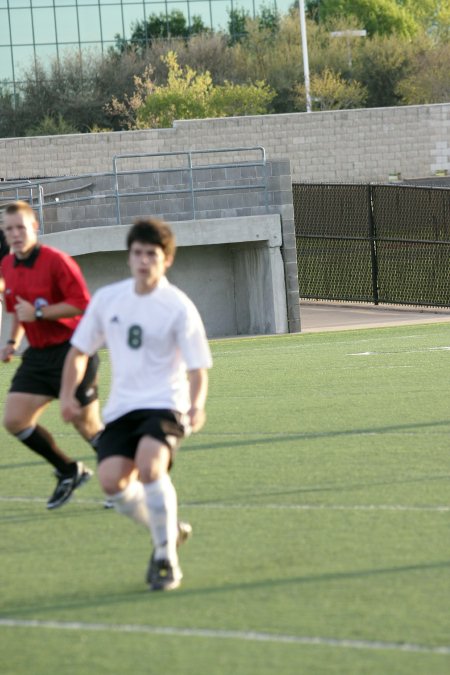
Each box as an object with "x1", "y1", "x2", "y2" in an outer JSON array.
[{"x1": 299, "y1": 301, "x2": 450, "y2": 333}]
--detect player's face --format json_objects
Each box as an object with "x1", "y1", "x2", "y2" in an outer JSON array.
[
  {"x1": 3, "y1": 210, "x2": 39, "y2": 258},
  {"x1": 128, "y1": 241, "x2": 173, "y2": 289}
]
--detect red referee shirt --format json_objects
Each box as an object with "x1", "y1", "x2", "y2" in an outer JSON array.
[{"x1": 2, "y1": 245, "x2": 91, "y2": 348}]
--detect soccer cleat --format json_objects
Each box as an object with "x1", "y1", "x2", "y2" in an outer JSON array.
[
  {"x1": 146, "y1": 554, "x2": 183, "y2": 591},
  {"x1": 103, "y1": 498, "x2": 115, "y2": 509},
  {"x1": 177, "y1": 520, "x2": 192, "y2": 547},
  {"x1": 47, "y1": 461, "x2": 93, "y2": 510}
]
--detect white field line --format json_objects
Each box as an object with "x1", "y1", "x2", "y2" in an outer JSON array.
[
  {"x1": 0, "y1": 495, "x2": 448, "y2": 512},
  {"x1": 0, "y1": 618, "x2": 449, "y2": 655},
  {"x1": 212, "y1": 333, "x2": 430, "y2": 356},
  {"x1": 348, "y1": 346, "x2": 450, "y2": 356}
]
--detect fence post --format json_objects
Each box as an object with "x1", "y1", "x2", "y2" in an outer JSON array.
[
  {"x1": 112, "y1": 155, "x2": 121, "y2": 224},
  {"x1": 187, "y1": 151, "x2": 196, "y2": 219},
  {"x1": 368, "y1": 184, "x2": 379, "y2": 305}
]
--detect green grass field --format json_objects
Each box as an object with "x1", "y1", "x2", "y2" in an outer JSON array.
[{"x1": 1, "y1": 323, "x2": 450, "y2": 674}]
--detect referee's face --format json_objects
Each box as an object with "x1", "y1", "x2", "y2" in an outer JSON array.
[
  {"x1": 128, "y1": 242, "x2": 173, "y2": 291},
  {"x1": 3, "y1": 210, "x2": 39, "y2": 259}
]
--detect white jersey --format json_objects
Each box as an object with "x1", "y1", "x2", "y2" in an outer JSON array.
[{"x1": 71, "y1": 276, "x2": 212, "y2": 423}]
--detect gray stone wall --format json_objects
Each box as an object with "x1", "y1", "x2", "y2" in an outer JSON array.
[
  {"x1": 0, "y1": 216, "x2": 291, "y2": 341},
  {"x1": 1, "y1": 103, "x2": 449, "y2": 183}
]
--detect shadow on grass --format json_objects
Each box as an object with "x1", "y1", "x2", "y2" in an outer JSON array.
[
  {"x1": 184, "y1": 419, "x2": 450, "y2": 453},
  {"x1": 183, "y1": 473, "x2": 449, "y2": 504},
  {"x1": 3, "y1": 559, "x2": 450, "y2": 617},
  {"x1": 0, "y1": 454, "x2": 95, "y2": 471}
]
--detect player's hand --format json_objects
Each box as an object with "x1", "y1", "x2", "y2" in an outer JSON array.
[
  {"x1": 14, "y1": 296, "x2": 36, "y2": 322},
  {"x1": 188, "y1": 406, "x2": 206, "y2": 434},
  {"x1": 60, "y1": 396, "x2": 82, "y2": 423},
  {"x1": 0, "y1": 344, "x2": 15, "y2": 363}
]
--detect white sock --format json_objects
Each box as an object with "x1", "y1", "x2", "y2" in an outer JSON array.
[
  {"x1": 144, "y1": 474, "x2": 178, "y2": 563},
  {"x1": 107, "y1": 480, "x2": 150, "y2": 528}
]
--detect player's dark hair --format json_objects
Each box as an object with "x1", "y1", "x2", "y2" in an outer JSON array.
[{"x1": 127, "y1": 218, "x2": 176, "y2": 258}]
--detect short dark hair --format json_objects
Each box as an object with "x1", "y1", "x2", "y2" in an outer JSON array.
[
  {"x1": 126, "y1": 217, "x2": 176, "y2": 258},
  {"x1": 3, "y1": 200, "x2": 38, "y2": 221}
]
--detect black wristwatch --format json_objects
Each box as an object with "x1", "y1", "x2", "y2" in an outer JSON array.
[{"x1": 35, "y1": 307, "x2": 44, "y2": 320}]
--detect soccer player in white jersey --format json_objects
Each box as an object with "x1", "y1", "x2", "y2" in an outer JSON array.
[{"x1": 59, "y1": 218, "x2": 212, "y2": 591}]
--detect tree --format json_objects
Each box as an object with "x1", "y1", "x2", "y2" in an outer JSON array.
[
  {"x1": 0, "y1": 86, "x2": 18, "y2": 138},
  {"x1": 396, "y1": 42, "x2": 450, "y2": 104},
  {"x1": 108, "y1": 51, "x2": 275, "y2": 129},
  {"x1": 230, "y1": 11, "x2": 303, "y2": 112},
  {"x1": 15, "y1": 53, "x2": 117, "y2": 133},
  {"x1": 227, "y1": 8, "x2": 250, "y2": 45},
  {"x1": 26, "y1": 113, "x2": 79, "y2": 136},
  {"x1": 352, "y1": 33, "x2": 419, "y2": 107},
  {"x1": 312, "y1": 0, "x2": 419, "y2": 36},
  {"x1": 294, "y1": 67, "x2": 368, "y2": 110},
  {"x1": 116, "y1": 10, "x2": 207, "y2": 52},
  {"x1": 105, "y1": 66, "x2": 155, "y2": 130},
  {"x1": 258, "y1": 4, "x2": 280, "y2": 35}
]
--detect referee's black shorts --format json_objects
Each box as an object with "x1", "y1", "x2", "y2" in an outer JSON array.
[
  {"x1": 96, "y1": 409, "x2": 186, "y2": 466},
  {"x1": 9, "y1": 341, "x2": 99, "y2": 406}
]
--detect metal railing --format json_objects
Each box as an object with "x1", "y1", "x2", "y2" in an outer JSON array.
[
  {"x1": 0, "y1": 146, "x2": 268, "y2": 231},
  {"x1": 112, "y1": 146, "x2": 268, "y2": 223}
]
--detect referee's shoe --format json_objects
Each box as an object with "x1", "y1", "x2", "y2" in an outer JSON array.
[{"x1": 47, "y1": 461, "x2": 93, "y2": 509}]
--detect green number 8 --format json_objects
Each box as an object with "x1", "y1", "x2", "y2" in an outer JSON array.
[{"x1": 128, "y1": 325, "x2": 142, "y2": 349}]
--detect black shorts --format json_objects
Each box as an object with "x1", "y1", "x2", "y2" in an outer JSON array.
[
  {"x1": 10, "y1": 341, "x2": 99, "y2": 406},
  {"x1": 96, "y1": 409, "x2": 186, "y2": 465}
]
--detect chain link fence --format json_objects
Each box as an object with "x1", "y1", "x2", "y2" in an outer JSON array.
[{"x1": 294, "y1": 183, "x2": 450, "y2": 307}]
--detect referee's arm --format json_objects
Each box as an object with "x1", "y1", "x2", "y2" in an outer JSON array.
[{"x1": 60, "y1": 346, "x2": 90, "y2": 423}]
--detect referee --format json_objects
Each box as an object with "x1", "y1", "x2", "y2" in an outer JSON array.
[
  {"x1": 0, "y1": 201, "x2": 103, "y2": 509},
  {"x1": 0, "y1": 227, "x2": 10, "y2": 333}
]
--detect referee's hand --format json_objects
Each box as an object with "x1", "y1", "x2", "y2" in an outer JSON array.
[
  {"x1": 15, "y1": 296, "x2": 36, "y2": 322},
  {"x1": 0, "y1": 344, "x2": 15, "y2": 363},
  {"x1": 60, "y1": 396, "x2": 82, "y2": 423}
]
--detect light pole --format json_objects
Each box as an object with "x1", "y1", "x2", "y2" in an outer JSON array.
[{"x1": 298, "y1": 0, "x2": 312, "y2": 112}]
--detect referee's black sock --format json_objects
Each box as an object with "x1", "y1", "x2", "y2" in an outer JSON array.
[{"x1": 15, "y1": 425, "x2": 77, "y2": 476}]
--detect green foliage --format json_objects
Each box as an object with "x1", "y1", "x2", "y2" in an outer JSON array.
[
  {"x1": 125, "y1": 52, "x2": 275, "y2": 128},
  {"x1": 106, "y1": 66, "x2": 155, "y2": 130},
  {"x1": 230, "y1": 11, "x2": 303, "y2": 112},
  {"x1": 351, "y1": 32, "x2": 415, "y2": 107},
  {"x1": 25, "y1": 113, "x2": 79, "y2": 136},
  {"x1": 1, "y1": 4, "x2": 450, "y2": 138},
  {"x1": 396, "y1": 41, "x2": 450, "y2": 104},
  {"x1": 210, "y1": 80, "x2": 275, "y2": 116},
  {"x1": 316, "y1": 0, "x2": 419, "y2": 36},
  {"x1": 137, "y1": 53, "x2": 213, "y2": 127},
  {"x1": 117, "y1": 10, "x2": 208, "y2": 52},
  {"x1": 258, "y1": 3, "x2": 280, "y2": 34},
  {"x1": 294, "y1": 67, "x2": 368, "y2": 110},
  {"x1": 0, "y1": 86, "x2": 18, "y2": 137},
  {"x1": 227, "y1": 7, "x2": 250, "y2": 44}
]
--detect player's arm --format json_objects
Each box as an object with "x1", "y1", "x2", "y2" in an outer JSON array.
[
  {"x1": 60, "y1": 346, "x2": 90, "y2": 423},
  {"x1": 0, "y1": 315, "x2": 25, "y2": 363},
  {"x1": 14, "y1": 296, "x2": 85, "y2": 322},
  {"x1": 187, "y1": 368, "x2": 209, "y2": 433}
]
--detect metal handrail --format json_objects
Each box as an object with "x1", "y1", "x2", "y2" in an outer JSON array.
[
  {"x1": 0, "y1": 147, "x2": 269, "y2": 231},
  {"x1": 112, "y1": 146, "x2": 268, "y2": 224}
]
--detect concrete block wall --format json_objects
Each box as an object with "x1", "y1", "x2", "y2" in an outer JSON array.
[
  {"x1": 0, "y1": 216, "x2": 289, "y2": 342},
  {"x1": 9, "y1": 160, "x2": 300, "y2": 333},
  {"x1": 1, "y1": 103, "x2": 449, "y2": 183}
]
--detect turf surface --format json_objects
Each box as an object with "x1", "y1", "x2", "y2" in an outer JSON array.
[{"x1": 1, "y1": 324, "x2": 449, "y2": 674}]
